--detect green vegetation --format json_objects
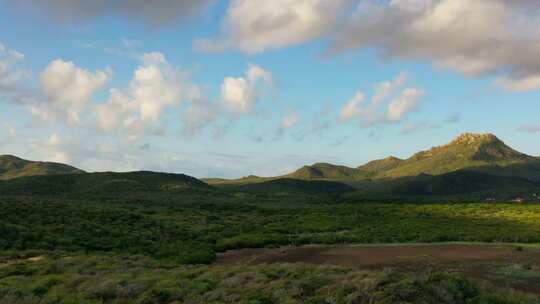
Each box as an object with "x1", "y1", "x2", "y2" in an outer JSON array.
[
  {"x1": 371, "y1": 133, "x2": 535, "y2": 179},
  {"x1": 0, "y1": 171, "x2": 215, "y2": 196},
  {"x1": 4, "y1": 185, "x2": 540, "y2": 264},
  {"x1": 0, "y1": 155, "x2": 83, "y2": 180},
  {"x1": 0, "y1": 252, "x2": 538, "y2": 304},
  {"x1": 393, "y1": 170, "x2": 540, "y2": 196},
  {"x1": 2, "y1": 132, "x2": 540, "y2": 301}
]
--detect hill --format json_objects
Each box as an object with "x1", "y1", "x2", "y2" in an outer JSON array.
[
  {"x1": 372, "y1": 133, "x2": 536, "y2": 179},
  {"x1": 281, "y1": 133, "x2": 539, "y2": 181},
  {"x1": 0, "y1": 155, "x2": 84, "y2": 180},
  {"x1": 285, "y1": 163, "x2": 365, "y2": 180},
  {"x1": 0, "y1": 171, "x2": 216, "y2": 196}
]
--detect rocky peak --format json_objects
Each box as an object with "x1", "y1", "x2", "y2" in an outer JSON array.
[{"x1": 450, "y1": 133, "x2": 499, "y2": 145}]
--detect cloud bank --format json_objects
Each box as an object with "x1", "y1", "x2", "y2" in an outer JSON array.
[{"x1": 200, "y1": 0, "x2": 540, "y2": 92}]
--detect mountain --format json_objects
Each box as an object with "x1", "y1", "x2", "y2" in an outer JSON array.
[
  {"x1": 0, "y1": 155, "x2": 84, "y2": 180},
  {"x1": 371, "y1": 133, "x2": 536, "y2": 179},
  {"x1": 0, "y1": 171, "x2": 216, "y2": 196},
  {"x1": 281, "y1": 133, "x2": 538, "y2": 181}
]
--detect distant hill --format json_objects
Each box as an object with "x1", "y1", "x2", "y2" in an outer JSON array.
[
  {"x1": 370, "y1": 133, "x2": 536, "y2": 179},
  {"x1": 285, "y1": 163, "x2": 366, "y2": 180},
  {"x1": 0, "y1": 171, "x2": 216, "y2": 196},
  {"x1": 281, "y1": 133, "x2": 539, "y2": 181},
  {"x1": 0, "y1": 155, "x2": 84, "y2": 180}
]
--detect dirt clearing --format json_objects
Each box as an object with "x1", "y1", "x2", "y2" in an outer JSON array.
[{"x1": 216, "y1": 243, "x2": 526, "y2": 268}]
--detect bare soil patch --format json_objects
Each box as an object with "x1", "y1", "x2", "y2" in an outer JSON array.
[{"x1": 216, "y1": 244, "x2": 521, "y2": 268}]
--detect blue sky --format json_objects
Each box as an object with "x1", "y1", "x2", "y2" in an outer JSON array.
[{"x1": 0, "y1": 0, "x2": 539, "y2": 178}]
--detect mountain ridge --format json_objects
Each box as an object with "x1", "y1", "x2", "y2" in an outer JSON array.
[{"x1": 217, "y1": 132, "x2": 539, "y2": 184}]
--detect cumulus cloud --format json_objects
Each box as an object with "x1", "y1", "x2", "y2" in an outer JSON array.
[
  {"x1": 40, "y1": 59, "x2": 112, "y2": 124},
  {"x1": 221, "y1": 64, "x2": 273, "y2": 114},
  {"x1": 196, "y1": 0, "x2": 350, "y2": 54},
  {"x1": 339, "y1": 73, "x2": 422, "y2": 127},
  {"x1": 97, "y1": 52, "x2": 201, "y2": 140},
  {"x1": 13, "y1": 0, "x2": 215, "y2": 26},
  {"x1": 330, "y1": 0, "x2": 540, "y2": 92}
]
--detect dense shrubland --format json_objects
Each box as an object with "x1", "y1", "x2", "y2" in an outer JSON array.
[
  {"x1": 0, "y1": 253, "x2": 537, "y2": 304},
  {"x1": 2, "y1": 194, "x2": 540, "y2": 264}
]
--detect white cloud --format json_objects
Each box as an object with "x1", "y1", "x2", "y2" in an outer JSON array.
[
  {"x1": 13, "y1": 0, "x2": 215, "y2": 26},
  {"x1": 339, "y1": 73, "x2": 421, "y2": 126},
  {"x1": 387, "y1": 88, "x2": 424, "y2": 123},
  {"x1": 40, "y1": 59, "x2": 111, "y2": 124},
  {"x1": 221, "y1": 64, "x2": 273, "y2": 114},
  {"x1": 196, "y1": 0, "x2": 350, "y2": 54},
  {"x1": 221, "y1": 77, "x2": 254, "y2": 114},
  {"x1": 97, "y1": 52, "x2": 203, "y2": 140},
  {"x1": 331, "y1": 0, "x2": 540, "y2": 92}
]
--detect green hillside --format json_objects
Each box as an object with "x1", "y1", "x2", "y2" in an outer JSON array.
[
  {"x1": 0, "y1": 171, "x2": 216, "y2": 196},
  {"x1": 357, "y1": 156, "x2": 404, "y2": 176},
  {"x1": 374, "y1": 133, "x2": 536, "y2": 178},
  {"x1": 280, "y1": 133, "x2": 539, "y2": 181},
  {"x1": 0, "y1": 155, "x2": 84, "y2": 180}
]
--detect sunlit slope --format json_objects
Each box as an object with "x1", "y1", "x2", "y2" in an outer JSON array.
[
  {"x1": 0, "y1": 155, "x2": 84, "y2": 180},
  {"x1": 283, "y1": 133, "x2": 539, "y2": 181}
]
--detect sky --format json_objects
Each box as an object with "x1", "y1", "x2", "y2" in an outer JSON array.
[{"x1": 0, "y1": 0, "x2": 539, "y2": 178}]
